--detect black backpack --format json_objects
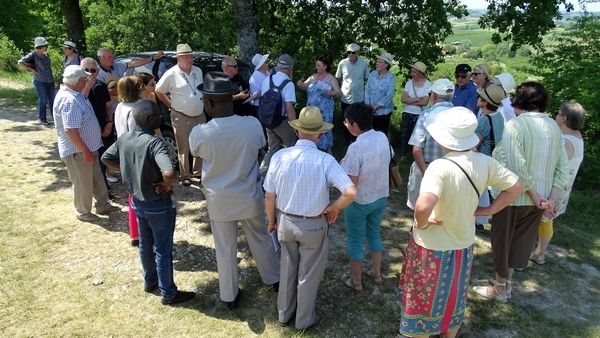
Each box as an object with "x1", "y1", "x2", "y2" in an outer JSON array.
[{"x1": 258, "y1": 74, "x2": 291, "y2": 129}]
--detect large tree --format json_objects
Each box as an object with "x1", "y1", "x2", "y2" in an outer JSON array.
[{"x1": 62, "y1": 0, "x2": 86, "y2": 52}]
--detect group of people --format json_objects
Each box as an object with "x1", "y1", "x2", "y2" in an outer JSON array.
[{"x1": 31, "y1": 34, "x2": 587, "y2": 336}]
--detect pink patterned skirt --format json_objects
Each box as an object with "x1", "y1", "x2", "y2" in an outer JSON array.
[{"x1": 398, "y1": 237, "x2": 473, "y2": 336}]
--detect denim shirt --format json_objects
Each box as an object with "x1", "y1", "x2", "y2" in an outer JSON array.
[{"x1": 364, "y1": 70, "x2": 396, "y2": 116}]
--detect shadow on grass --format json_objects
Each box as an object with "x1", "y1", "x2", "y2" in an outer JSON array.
[{"x1": 173, "y1": 240, "x2": 218, "y2": 272}]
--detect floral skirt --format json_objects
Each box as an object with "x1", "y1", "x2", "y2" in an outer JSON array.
[{"x1": 398, "y1": 237, "x2": 473, "y2": 337}]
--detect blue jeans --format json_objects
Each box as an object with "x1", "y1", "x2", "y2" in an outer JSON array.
[
  {"x1": 132, "y1": 197, "x2": 177, "y2": 299},
  {"x1": 343, "y1": 197, "x2": 387, "y2": 260},
  {"x1": 33, "y1": 80, "x2": 55, "y2": 122}
]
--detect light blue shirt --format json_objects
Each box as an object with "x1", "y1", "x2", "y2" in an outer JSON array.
[
  {"x1": 53, "y1": 86, "x2": 103, "y2": 158},
  {"x1": 364, "y1": 70, "x2": 395, "y2": 116}
]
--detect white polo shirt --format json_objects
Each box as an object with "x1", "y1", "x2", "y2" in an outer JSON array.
[{"x1": 155, "y1": 64, "x2": 204, "y2": 117}]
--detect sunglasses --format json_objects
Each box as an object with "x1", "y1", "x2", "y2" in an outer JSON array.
[
  {"x1": 455, "y1": 74, "x2": 468, "y2": 79},
  {"x1": 347, "y1": 51, "x2": 357, "y2": 55},
  {"x1": 471, "y1": 72, "x2": 482, "y2": 76},
  {"x1": 83, "y1": 68, "x2": 98, "y2": 74}
]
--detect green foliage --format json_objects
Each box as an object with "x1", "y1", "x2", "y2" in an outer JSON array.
[
  {"x1": 532, "y1": 16, "x2": 600, "y2": 190},
  {"x1": 257, "y1": 0, "x2": 468, "y2": 77},
  {"x1": 0, "y1": 0, "x2": 43, "y2": 51},
  {"x1": 0, "y1": 32, "x2": 23, "y2": 71},
  {"x1": 82, "y1": 0, "x2": 236, "y2": 55},
  {"x1": 479, "y1": 0, "x2": 574, "y2": 49}
]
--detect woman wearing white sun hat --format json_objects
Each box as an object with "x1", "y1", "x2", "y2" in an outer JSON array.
[{"x1": 398, "y1": 106, "x2": 523, "y2": 338}]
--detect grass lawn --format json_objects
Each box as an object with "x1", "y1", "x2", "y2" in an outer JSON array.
[{"x1": 1, "y1": 76, "x2": 599, "y2": 337}]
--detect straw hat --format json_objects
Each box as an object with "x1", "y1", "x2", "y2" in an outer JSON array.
[
  {"x1": 409, "y1": 61, "x2": 427, "y2": 75},
  {"x1": 176, "y1": 43, "x2": 193, "y2": 56},
  {"x1": 477, "y1": 83, "x2": 506, "y2": 107},
  {"x1": 288, "y1": 106, "x2": 333, "y2": 134},
  {"x1": 425, "y1": 106, "x2": 479, "y2": 151},
  {"x1": 377, "y1": 52, "x2": 394, "y2": 65},
  {"x1": 63, "y1": 40, "x2": 77, "y2": 50}
]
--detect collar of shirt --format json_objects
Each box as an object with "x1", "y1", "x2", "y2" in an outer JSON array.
[
  {"x1": 134, "y1": 125, "x2": 156, "y2": 135},
  {"x1": 295, "y1": 139, "x2": 317, "y2": 148},
  {"x1": 356, "y1": 129, "x2": 376, "y2": 141}
]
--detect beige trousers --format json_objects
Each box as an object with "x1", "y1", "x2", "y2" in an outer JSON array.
[
  {"x1": 63, "y1": 151, "x2": 110, "y2": 216},
  {"x1": 170, "y1": 109, "x2": 205, "y2": 179}
]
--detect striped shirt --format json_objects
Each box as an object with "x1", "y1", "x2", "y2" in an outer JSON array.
[
  {"x1": 263, "y1": 139, "x2": 354, "y2": 216},
  {"x1": 53, "y1": 86, "x2": 103, "y2": 158},
  {"x1": 492, "y1": 112, "x2": 568, "y2": 206},
  {"x1": 408, "y1": 101, "x2": 452, "y2": 163}
]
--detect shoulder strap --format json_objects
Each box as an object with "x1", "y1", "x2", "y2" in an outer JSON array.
[
  {"x1": 485, "y1": 114, "x2": 496, "y2": 150},
  {"x1": 442, "y1": 158, "x2": 480, "y2": 197}
]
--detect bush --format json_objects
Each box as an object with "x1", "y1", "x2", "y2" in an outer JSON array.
[
  {"x1": 0, "y1": 33, "x2": 23, "y2": 72},
  {"x1": 532, "y1": 16, "x2": 600, "y2": 190}
]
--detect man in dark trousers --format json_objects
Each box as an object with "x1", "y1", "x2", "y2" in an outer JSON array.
[{"x1": 102, "y1": 100, "x2": 195, "y2": 305}]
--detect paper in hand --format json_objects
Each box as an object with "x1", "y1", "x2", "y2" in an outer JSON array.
[{"x1": 270, "y1": 230, "x2": 281, "y2": 253}]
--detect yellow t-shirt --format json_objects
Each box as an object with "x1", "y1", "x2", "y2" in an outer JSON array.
[{"x1": 413, "y1": 151, "x2": 519, "y2": 251}]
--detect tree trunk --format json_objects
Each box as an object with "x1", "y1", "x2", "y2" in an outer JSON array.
[
  {"x1": 62, "y1": 0, "x2": 86, "y2": 53},
  {"x1": 233, "y1": 0, "x2": 259, "y2": 66}
]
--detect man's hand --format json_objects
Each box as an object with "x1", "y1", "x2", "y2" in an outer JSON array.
[
  {"x1": 154, "y1": 51, "x2": 165, "y2": 60},
  {"x1": 82, "y1": 149, "x2": 96, "y2": 163},
  {"x1": 414, "y1": 217, "x2": 442, "y2": 229},
  {"x1": 268, "y1": 223, "x2": 277, "y2": 234},
  {"x1": 323, "y1": 205, "x2": 340, "y2": 224},
  {"x1": 154, "y1": 181, "x2": 172, "y2": 195}
]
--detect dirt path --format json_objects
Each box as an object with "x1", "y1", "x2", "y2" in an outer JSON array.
[{"x1": 1, "y1": 80, "x2": 598, "y2": 337}]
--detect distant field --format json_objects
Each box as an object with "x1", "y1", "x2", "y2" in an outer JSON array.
[{"x1": 446, "y1": 19, "x2": 496, "y2": 48}]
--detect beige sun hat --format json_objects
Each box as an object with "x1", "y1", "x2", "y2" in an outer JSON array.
[
  {"x1": 176, "y1": 43, "x2": 193, "y2": 56},
  {"x1": 377, "y1": 52, "x2": 394, "y2": 65},
  {"x1": 477, "y1": 83, "x2": 506, "y2": 107},
  {"x1": 63, "y1": 40, "x2": 77, "y2": 50},
  {"x1": 289, "y1": 106, "x2": 333, "y2": 134},
  {"x1": 409, "y1": 61, "x2": 427, "y2": 75},
  {"x1": 425, "y1": 106, "x2": 480, "y2": 151}
]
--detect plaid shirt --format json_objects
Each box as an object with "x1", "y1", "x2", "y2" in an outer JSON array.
[
  {"x1": 53, "y1": 86, "x2": 102, "y2": 158},
  {"x1": 264, "y1": 139, "x2": 354, "y2": 216},
  {"x1": 408, "y1": 101, "x2": 453, "y2": 163}
]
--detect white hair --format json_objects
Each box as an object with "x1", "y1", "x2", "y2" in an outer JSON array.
[
  {"x1": 97, "y1": 48, "x2": 112, "y2": 57},
  {"x1": 80, "y1": 57, "x2": 98, "y2": 67},
  {"x1": 62, "y1": 76, "x2": 81, "y2": 86}
]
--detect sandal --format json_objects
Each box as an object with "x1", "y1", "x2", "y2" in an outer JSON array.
[
  {"x1": 342, "y1": 274, "x2": 363, "y2": 292},
  {"x1": 530, "y1": 254, "x2": 546, "y2": 265},
  {"x1": 473, "y1": 282, "x2": 508, "y2": 303},
  {"x1": 364, "y1": 268, "x2": 384, "y2": 285}
]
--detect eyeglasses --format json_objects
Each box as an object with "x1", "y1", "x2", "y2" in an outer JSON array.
[
  {"x1": 227, "y1": 64, "x2": 238, "y2": 69},
  {"x1": 455, "y1": 74, "x2": 468, "y2": 79},
  {"x1": 83, "y1": 68, "x2": 98, "y2": 73},
  {"x1": 347, "y1": 51, "x2": 357, "y2": 55}
]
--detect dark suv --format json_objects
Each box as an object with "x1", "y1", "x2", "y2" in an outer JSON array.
[{"x1": 115, "y1": 51, "x2": 252, "y2": 156}]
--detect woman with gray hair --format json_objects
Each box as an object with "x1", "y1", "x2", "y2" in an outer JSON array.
[
  {"x1": 531, "y1": 100, "x2": 586, "y2": 265},
  {"x1": 399, "y1": 106, "x2": 523, "y2": 338}
]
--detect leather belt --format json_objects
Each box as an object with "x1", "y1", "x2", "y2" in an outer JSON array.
[{"x1": 280, "y1": 211, "x2": 324, "y2": 220}]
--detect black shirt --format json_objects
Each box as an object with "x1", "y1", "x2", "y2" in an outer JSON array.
[
  {"x1": 231, "y1": 74, "x2": 251, "y2": 116},
  {"x1": 88, "y1": 81, "x2": 111, "y2": 128}
]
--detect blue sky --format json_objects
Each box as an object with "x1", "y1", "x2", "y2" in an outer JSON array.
[{"x1": 461, "y1": 0, "x2": 600, "y2": 11}]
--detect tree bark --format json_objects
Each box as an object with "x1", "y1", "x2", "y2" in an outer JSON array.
[
  {"x1": 233, "y1": 0, "x2": 259, "y2": 66},
  {"x1": 62, "y1": 0, "x2": 86, "y2": 53}
]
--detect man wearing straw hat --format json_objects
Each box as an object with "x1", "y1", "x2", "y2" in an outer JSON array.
[
  {"x1": 155, "y1": 43, "x2": 204, "y2": 187},
  {"x1": 189, "y1": 72, "x2": 280, "y2": 310},
  {"x1": 264, "y1": 106, "x2": 356, "y2": 330}
]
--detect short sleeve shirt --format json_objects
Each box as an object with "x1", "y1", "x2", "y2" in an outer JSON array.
[
  {"x1": 403, "y1": 79, "x2": 432, "y2": 115},
  {"x1": 335, "y1": 57, "x2": 369, "y2": 104},
  {"x1": 97, "y1": 61, "x2": 128, "y2": 83},
  {"x1": 155, "y1": 64, "x2": 204, "y2": 116},
  {"x1": 452, "y1": 81, "x2": 478, "y2": 113},
  {"x1": 19, "y1": 51, "x2": 54, "y2": 83},
  {"x1": 264, "y1": 139, "x2": 354, "y2": 216},
  {"x1": 260, "y1": 71, "x2": 296, "y2": 116},
  {"x1": 413, "y1": 151, "x2": 519, "y2": 251},
  {"x1": 341, "y1": 129, "x2": 390, "y2": 204},
  {"x1": 53, "y1": 86, "x2": 103, "y2": 158},
  {"x1": 101, "y1": 128, "x2": 174, "y2": 202},
  {"x1": 249, "y1": 70, "x2": 268, "y2": 106}
]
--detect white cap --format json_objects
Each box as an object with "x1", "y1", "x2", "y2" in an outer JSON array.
[
  {"x1": 63, "y1": 65, "x2": 91, "y2": 82},
  {"x1": 493, "y1": 72, "x2": 516, "y2": 93},
  {"x1": 430, "y1": 78, "x2": 454, "y2": 96},
  {"x1": 34, "y1": 37, "x2": 48, "y2": 48}
]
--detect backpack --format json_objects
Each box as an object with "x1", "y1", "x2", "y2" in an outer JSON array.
[{"x1": 258, "y1": 74, "x2": 291, "y2": 129}]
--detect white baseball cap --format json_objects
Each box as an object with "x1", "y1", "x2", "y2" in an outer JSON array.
[{"x1": 63, "y1": 65, "x2": 91, "y2": 83}]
